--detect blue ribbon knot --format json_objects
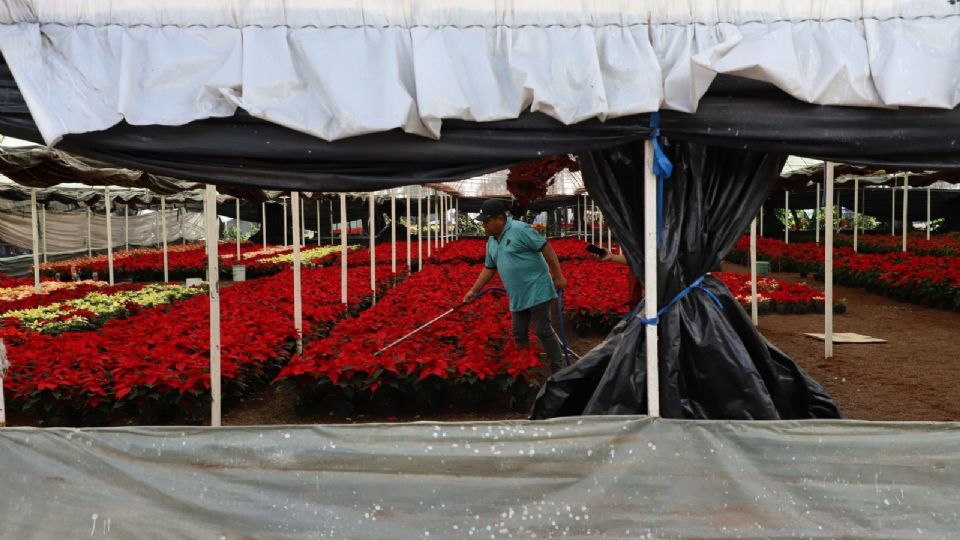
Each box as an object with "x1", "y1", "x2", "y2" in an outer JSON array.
[{"x1": 637, "y1": 275, "x2": 724, "y2": 326}]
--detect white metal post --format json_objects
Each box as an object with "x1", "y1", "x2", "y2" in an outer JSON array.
[
  {"x1": 598, "y1": 211, "x2": 604, "y2": 249},
  {"x1": 607, "y1": 220, "x2": 612, "y2": 251},
  {"x1": 30, "y1": 189, "x2": 40, "y2": 293},
  {"x1": 927, "y1": 187, "x2": 932, "y2": 240},
  {"x1": 426, "y1": 194, "x2": 432, "y2": 258},
  {"x1": 825, "y1": 162, "x2": 835, "y2": 359},
  {"x1": 105, "y1": 188, "x2": 114, "y2": 285},
  {"x1": 590, "y1": 198, "x2": 596, "y2": 244},
  {"x1": 417, "y1": 187, "x2": 423, "y2": 270},
  {"x1": 291, "y1": 192, "x2": 303, "y2": 353},
  {"x1": 161, "y1": 196, "x2": 169, "y2": 283},
  {"x1": 300, "y1": 198, "x2": 306, "y2": 246},
  {"x1": 750, "y1": 218, "x2": 758, "y2": 326},
  {"x1": 853, "y1": 178, "x2": 859, "y2": 252},
  {"x1": 784, "y1": 191, "x2": 790, "y2": 244},
  {"x1": 576, "y1": 197, "x2": 581, "y2": 238},
  {"x1": 261, "y1": 202, "x2": 267, "y2": 250},
  {"x1": 204, "y1": 184, "x2": 222, "y2": 426},
  {"x1": 406, "y1": 187, "x2": 412, "y2": 268},
  {"x1": 340, "y1": 193, "x2": 348, "y2": 304},
  {"x1": 760, "y1": 204, "x2": 764, "y2": 237},
  {"x1": 890, "y1": 178, "x2": 896, "y2": 236},
  {"x1": 391, "y1": 192, "x2": 397, "y2": 273},
  {"x1": 643, "y1": 140, "x2": 660, "y2": 418},
  {"x1": 124, "y1": 204, "x2": 129, "y2": 251},
  {"x1": 86, "y1": 206, "x2": 92, "y2": 257},
  {"x1": 902, "y1": 176, "x2": 909, "y2": 252},
  {"x1": 316, "y1": 200, "x2": 321, "y2": 246},
  {"x1": 455, "y1": 197, "x2": 460, "y2": 239},
  {"x1": 40, "y1": 204, "x2": 46, "y2": 263},
  {"x1": 235, "y1": 198, "x2": 241, "y2": 259},
  {"x1": 815, "y1": 182, "x2": 820, "y2": 245},
  {"x1": 369, "y1": 193, "x2": 376, "y2": 303}
]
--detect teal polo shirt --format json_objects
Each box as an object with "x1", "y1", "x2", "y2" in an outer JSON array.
[{"x1": 484, "y1": 217, "x2": 557, "y2": 312}]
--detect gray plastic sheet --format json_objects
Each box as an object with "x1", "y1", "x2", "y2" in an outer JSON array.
[{"x1": 1, "y1": 417, "x2": 958, "y2": 539}]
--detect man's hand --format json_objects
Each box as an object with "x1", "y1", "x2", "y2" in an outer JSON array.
[
  {"x1": 553, "y1": 275, "x2": 568, "y2": 290},
  {"x1": 462, "y1": 290, "x2": 478, "y2": 304}
]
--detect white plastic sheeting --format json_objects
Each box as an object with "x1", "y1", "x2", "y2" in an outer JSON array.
[
  {"x1": 0, "y1": 209, "x2": 204, "y2": 253},
  {"x1": 1, "y1": 1, "x2": 958, "y2": 145},
  {"x1": 0, "y1": 417, "x2": 958, "y2": 538}
]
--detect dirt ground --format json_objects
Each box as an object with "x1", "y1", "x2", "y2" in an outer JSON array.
[{"x1": 225, "y1": 261, "x2": 960, "y2": 425}]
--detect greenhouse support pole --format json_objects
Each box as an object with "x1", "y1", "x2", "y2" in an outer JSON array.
[
  {"x1": 204, "y1": 184, "x2": 222, "y2": 426},
  {"x1": 30, "y1": 189, "x2": 40, "y2": 293},
  {"x1": 235, "y1": 198, "x2": 241, "y2": 260},
  {"x1": 861, "y1": 187, "x2": 866, "y2": 240},
  {"x1": 902, "y1": 176, "x2": 909, "y2": 252},
  {"x1": 105, "y1": 188, "x2": 114, "y2": 285},
  {"x1": 316, "y1": 200, "x2": 321, "y2": 246},
  {"x1": 750, "y1": 217, "x2": 758, "y2": 326},
  {"x1": 853, "y1": 178, "x2": 859, "y2": 252},
  {"x1": 927, "y1": 188, "x2": 932, "y2": 241},
  {"x1": 825, "y1": 162, "x2": 835, "y2": 359},
  {"x1": 124, "y1": 204, "x2": 129, "y2": 251},
  {"x1": 760, "y1": 204, "x2": 764, "y2": 237},
  {"x1": 291, "y1": 192, "x2": 303, "y2": 353},
  {"x1": 417, "y1": 187, "x2": 423, "y2": 270},
  {"x1": 340, "y1": 193, "x2": 348, "y2": 304},
  {"x1": 161, "y1": 196, "x2": 168, "y2": 283},
  {"x1": 261, "y1": 202, "x2": 267, "y2": 250},
  {"x1": 426, "y1": 194, "x2": 432, "y2": 258},
  {"x1": 607, "y1": 220, "x2": 612, "y2": 251},
  {"x1": 86, "y1": 206, "x2": 92, "y2": 257},
  {"x1": 406, "y1": 188, "x2": 412, "y2": 267},
  {"x1": 643, "y1": 140, "x2": 660, "y2": 418},
  {"x1": 815, "y1": 182, "x2": 821, "y2": 245},
  {"x1": 369, "y1": 193, "x2": 376, "y2": 304},
  {"x1": 391, "y1": 192, "x2": 397, "y2": 274},
  {"x1": 300, "y1": 197, "x2": 306, "y2": 246},
  {"x1": 40, "y1": 204, "x2": 46, "y2": 263},
  {"x1": 455, "y1": 197, "x2": 460, "y2": 239},
  {"x1": 576, "y1": 197, "x2": 581, "y2": 238},
  {"x1": 438, "y1": 193, "x2": 443, "y2": 248},
  {"x1": 598, "y1": 211, "x2": 604, "y2": 249}
]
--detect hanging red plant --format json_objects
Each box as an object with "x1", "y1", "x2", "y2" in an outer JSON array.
[{"x1": 507, "y1": 155, "x2": 579, "y2": 207}]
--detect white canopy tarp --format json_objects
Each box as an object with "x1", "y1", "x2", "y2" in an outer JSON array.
[{"x1": 1, "y1": 1, "x2": 958, "y2": 146}]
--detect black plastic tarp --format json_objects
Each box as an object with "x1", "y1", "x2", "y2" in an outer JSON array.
[{"x1": 532, "y1": 141, "x2": 841, "y2": 419}]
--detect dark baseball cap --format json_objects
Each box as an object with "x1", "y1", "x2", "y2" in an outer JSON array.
[{"x1": 475, "y1": 199, "x2": 510, "y2": 222}]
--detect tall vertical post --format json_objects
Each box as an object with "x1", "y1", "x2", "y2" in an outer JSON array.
[
  {"x1": 86, "y1": 206, "x2": 92, "y2": 257},
  {"x1": 426, "y1": 194, "x2": 432, "y2": 258},
  {"x1": 784, "y1": 191, "x2": 790, "y2": 244},
  {"x1": 235, "y1": 198, "x2": 241, "y2": 260},
  {"x1": 643, "y1": 140, "x2": 660, "y2": 418},
  {"x1": 926, "y1": 187, "x2": 932, "y2": 241},
  {"x1": 105, "y1": 188, "x2": 114, "y2": 285},
  {"x1": 406, "y1": 187, "x2": 412, "y2": 268},
  {"x1": 261, "y1": 202, "x2": 267, "y2": 250},
  {"x1": 455, "y1": 197, "x2": 460, "y2": 239},
  {"x1": 598, "y1": 211, "x2": 604, "y2": 249},
  {"x1": 607, "y1": 220, "x2": 612, "y2": 251},
  {"x1": 750, "y1": 217, "x2": 758, "y2": 326},
  {"x1": 590, "y1": 198, "x2": 596, "y2": 244},
  {"x1": 369, "y1": 193, "x2": 376, "y2": 303},
  {"x1": 161, "y1": 196, "x2": 168, "y2": 283},
  {"x1": 291, "y1": 192, "x2": 303, "y2": 353},
  {"x1": 204, "y1": 184, "x2": 222, "y2": 426},
  {"x1": 902, "y1": 175, "x2": 909, "y2": 252},
  {"x1": 316, "y1": 200, "x2": 321, "y2": 246},
  {"x1": 815, "y1": 182, "x2": 821, "y2": 245},
  {"x1": 340, "y1": 193, "x2": 348, "y2": 304},
  {"x1": 124, "y1": 204, "x2": 129, "y2": 251},
  {"x1": 824, "y1": 162, "x2": 835, "y2": 359},
  {"x1": 760, "y1": 204, "x2": 764, "y2": 237},
  {"x1": 417, "y1": 187, "x2": 423, "y2": 270},
  {"x1": 300, "y1": 197, "x2": 306, "y2": 246},
  {"x1": 391, "y1": 192, "x2": 397, "y2": 273},
  {"x1": 853, "y1": 178, "x2": 860, "y2": 252},
  {"x1": 577, "y1": 197, "x2": 581, "y2": 238},
  {"x1": 30, "y1": 189, "x2": 40, "y2": 293}
]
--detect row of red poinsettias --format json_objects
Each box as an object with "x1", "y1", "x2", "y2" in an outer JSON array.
[
  {"x1": 834, "y1": 232, "x2": 960, "y2": 256},
  {"x1": 2, "y1": 264, "x2": 399, "y2": 423},
  {"x1": 730, "y1": 235, "x2": 960, "y2": 312}
]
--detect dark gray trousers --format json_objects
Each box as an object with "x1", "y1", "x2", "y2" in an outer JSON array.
[{"x1": 511, "y1": 300, "x2": 565, "y2": 374}]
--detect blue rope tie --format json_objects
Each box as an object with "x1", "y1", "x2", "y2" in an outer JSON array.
[
  {"x1": 636, "y1": 275, "x2": 724, "y2": 326},
  {"x1": 649, "y1": 112, "x2": 673, "y2": 245}
]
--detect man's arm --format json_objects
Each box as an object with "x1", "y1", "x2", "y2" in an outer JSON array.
[
  {"x1": 541, "y1": 243, "x2": 567, "y2": 290},
  {"x1": 463, "y1": 267, "x2": 497, "y2": 303}
]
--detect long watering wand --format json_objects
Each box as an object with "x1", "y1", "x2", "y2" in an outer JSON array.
[{"x1": 373, "y1": 287, "x2": 506, "y2": 356}]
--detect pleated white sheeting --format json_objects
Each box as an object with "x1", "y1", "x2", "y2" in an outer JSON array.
[{"x1": 0, "y1": 1, "x2": 958, "y2": 145}]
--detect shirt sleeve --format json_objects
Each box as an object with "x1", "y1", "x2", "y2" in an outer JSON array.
[
  {"x1": 517, "y1": 223, "x2": 547, "y2": 252},
  {"x1": 484, "y1": 242, "x2": 497, "y2": 269}
]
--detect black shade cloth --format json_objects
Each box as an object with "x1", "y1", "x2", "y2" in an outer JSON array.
[{"x1": 531, "y1": 142, "x2": 841, "y2": 419}]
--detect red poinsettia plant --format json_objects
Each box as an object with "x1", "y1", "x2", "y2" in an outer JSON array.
[{"x1": 506, "y1": 155, "x2": 579, "y2": 206}]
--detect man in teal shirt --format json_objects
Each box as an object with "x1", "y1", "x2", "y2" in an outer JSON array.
[{"x1": 463, "y1": 199, "x2": 568, "y2": 374}]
